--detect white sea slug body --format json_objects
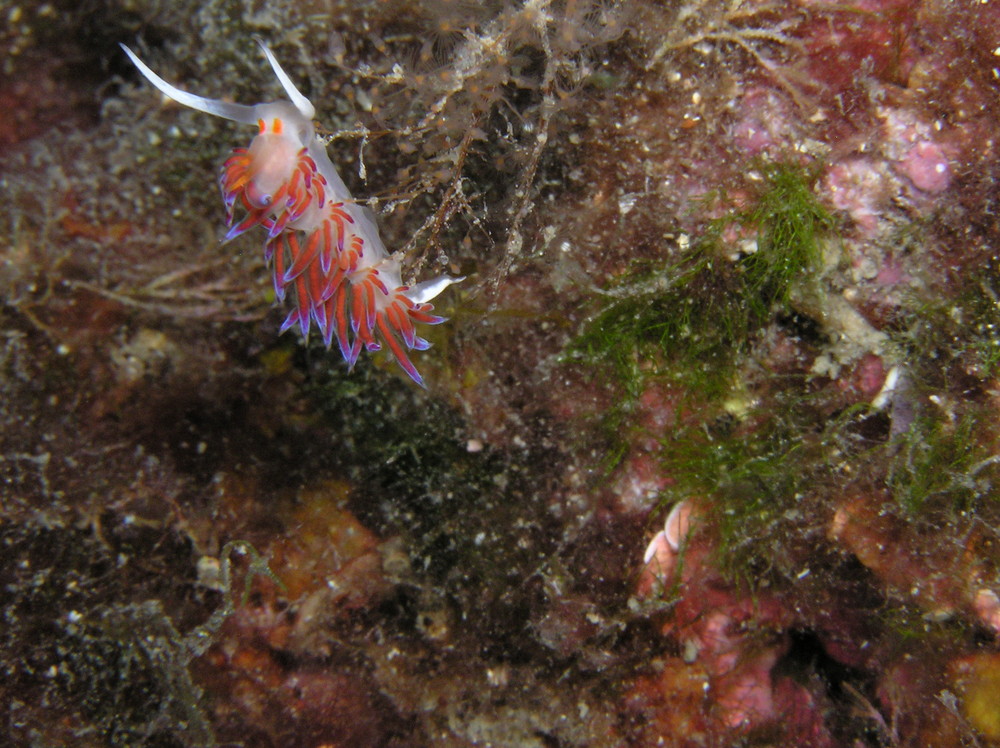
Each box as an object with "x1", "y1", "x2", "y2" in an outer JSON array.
[{"x1": 121, "y1": 41, "x2": 462, "y2": 386}]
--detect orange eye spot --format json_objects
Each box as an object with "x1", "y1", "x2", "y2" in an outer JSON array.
[
  {"x1": 257, "y1": 118, "x2": 265, "y2": 134},
  {"x1": 272, "y1": 118, "x2": 283, "y2": 135}
]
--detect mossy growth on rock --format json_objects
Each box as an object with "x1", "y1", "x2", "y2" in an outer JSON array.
[
  {"x1": 881, "y1": 249, "x2": 1000, "y2": 519},
  {"x1": 886, "y1": 408, "x2": 1000, "y2": 516},
  {"x1": 569, "y1": 159, "x2": 834, "y2": 459}
]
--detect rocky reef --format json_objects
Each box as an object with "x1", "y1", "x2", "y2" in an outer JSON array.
[{"x1": 1, "y1": 0, "x2": 999, "y2": 745}]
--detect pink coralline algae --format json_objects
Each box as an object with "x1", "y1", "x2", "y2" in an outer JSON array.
[
  {"x1": 635, "y1": 500, "x2": 831, "y2": 741},
  {"x1": 729, "y1": 88, "x2": 798, "y2": 157},
  {"x1": 897, "y1": 140, "x2": 952, "y2": 193},
  {"x1": 881, "y1": 108, "x2": 953, "y2": 194},
  {"x1": 974, "y1": 589, "x2": 1000, "y2": 636},
  {"x1": 824, "y1": 157, "x2": 890, "y2": 234}
]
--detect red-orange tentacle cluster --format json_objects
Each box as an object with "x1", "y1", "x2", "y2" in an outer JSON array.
[{"x1": 220, "y1": 137, "x2": 447, "y2": 385}]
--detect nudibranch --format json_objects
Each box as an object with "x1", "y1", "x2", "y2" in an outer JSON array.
[{"x1": 120, "y1": 41, "x2": 462, "y2": 386}]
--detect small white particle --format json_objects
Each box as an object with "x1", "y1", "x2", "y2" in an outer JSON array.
[{"x1": 871, "y1": 365, "x2": 901, "y2": 410}]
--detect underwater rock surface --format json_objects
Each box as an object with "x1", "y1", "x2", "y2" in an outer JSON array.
[{"x1": 1, "y1": 0, "x2": 999, "y2": 745}]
